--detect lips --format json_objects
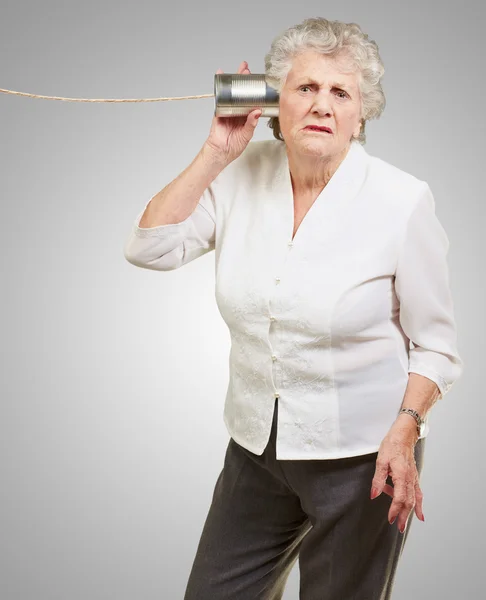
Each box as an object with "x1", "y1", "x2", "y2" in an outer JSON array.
[{"x1": 304, "y1": 125, "x2": 333, "y2": 133}]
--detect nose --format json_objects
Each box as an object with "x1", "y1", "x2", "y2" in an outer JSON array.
[{"x1": 311, "y1": 91, "x2": 333, "y2": 116}]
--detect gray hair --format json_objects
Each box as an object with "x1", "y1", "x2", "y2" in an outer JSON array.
[{"x1": 264, "y1": 17, "x2": 386, "y2": 145}]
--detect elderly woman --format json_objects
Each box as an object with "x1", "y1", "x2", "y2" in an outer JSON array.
[{"x1": 124, "y1": 17, "x2": 463, "y2": 600}]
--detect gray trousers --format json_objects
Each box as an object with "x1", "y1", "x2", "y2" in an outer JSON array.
[{"x1": 184, "y1": 400, "x2": 426, "y2": 600}]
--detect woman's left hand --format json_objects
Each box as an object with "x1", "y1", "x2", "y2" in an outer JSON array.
[{"x1": 369, "y1": 423, "x2": 425, "y2": 533}]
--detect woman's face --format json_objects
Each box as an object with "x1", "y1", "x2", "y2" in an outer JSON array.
[{"x1": 278, "y1": 51, "x2": 363, "y2": 158}]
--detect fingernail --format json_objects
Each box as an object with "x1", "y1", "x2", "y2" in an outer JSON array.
[
  {"x1": 399, "y1": 525, "x2": 405, "y2": 534},
  {"x1": 389, "y1": 516, "x2": 396, "y2": 525},
  {"x1": 370, "y1": 487, "x2": 379, "y2": 499}
]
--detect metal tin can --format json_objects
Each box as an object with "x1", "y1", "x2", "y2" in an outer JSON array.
[{"x1": 214, "y1": 74, "x2": 280, "y2": 117}]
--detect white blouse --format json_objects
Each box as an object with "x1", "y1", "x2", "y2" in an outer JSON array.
[{"x1": 124, "y1": 139, "x2": 463, "y2": 460}]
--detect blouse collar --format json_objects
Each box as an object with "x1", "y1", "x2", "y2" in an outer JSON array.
[
  {"x1": 274, "y1": 138, "x2": 369, "y2": 195},
  {"x1": 267, "y1": 140, "x2": 370, "y2": 246}
]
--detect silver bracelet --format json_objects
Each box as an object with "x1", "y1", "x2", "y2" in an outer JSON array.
[{"x1": 398, "y1": 408, "x2": 423, "y2": 437}]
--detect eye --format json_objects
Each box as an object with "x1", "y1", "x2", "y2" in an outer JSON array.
[
  {"x1": 335, "y1": 89, "x2": 348, "y2": 99},
  {"x1": 299, "y1": 85, "x2": 348, "y2": 98}
]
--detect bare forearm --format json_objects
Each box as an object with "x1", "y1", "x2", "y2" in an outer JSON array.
[
  {"x1": 391, "y1": 373, "x2": 441, "y2": 439},
  {"x1": 138, "y1": 144, "x2": 229, "y2": 228}
]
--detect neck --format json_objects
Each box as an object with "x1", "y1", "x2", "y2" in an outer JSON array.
[{"x1": 286, "y1": 142, "x2": 352, "y2": 196}]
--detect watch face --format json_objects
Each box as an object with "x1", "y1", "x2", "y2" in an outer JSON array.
[{"x1": 419, "y1": 421, "x2": 426, "y2": 437}]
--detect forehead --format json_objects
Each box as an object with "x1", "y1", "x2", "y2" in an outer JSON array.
[{"x1": 286, "y1": 51, "x2": 359, "y2": 87}]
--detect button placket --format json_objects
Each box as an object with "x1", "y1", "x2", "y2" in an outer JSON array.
[
  {"x1": 275, "y1": 239, "x2": 293, "y2": 283},
  {"x1": 269, "y1": 238, "x2": 294, "y2": 400}
]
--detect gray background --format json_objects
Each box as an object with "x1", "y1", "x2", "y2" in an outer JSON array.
[{"x1": 0, "y1": 1, "x2": 483, "y2": 598}]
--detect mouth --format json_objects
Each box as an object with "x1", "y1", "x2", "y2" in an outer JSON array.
[{"x1": 304, "y1": 126, "x2": 333, "y2": 134}]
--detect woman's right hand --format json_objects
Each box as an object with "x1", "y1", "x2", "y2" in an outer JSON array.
[{"x1": 204, "y1": 61, "x2": 262, "y2": 165}]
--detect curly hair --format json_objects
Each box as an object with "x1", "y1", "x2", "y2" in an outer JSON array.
[{"x1": 264, "y1": 17, "x2": 386, "y2": 145}]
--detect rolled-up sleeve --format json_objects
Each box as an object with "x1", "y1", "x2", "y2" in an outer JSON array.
[
  {"x1": 123, "y1": 184, "x2": 216, "y2": 271},
  {"x1": 394, "y1": 182, "x2": 463, "y2": 398}
]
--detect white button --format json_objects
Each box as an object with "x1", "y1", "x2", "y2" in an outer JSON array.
[
  {"x1": 274, "y1": 393, "x2": 280, "y2": 399},
  {"x1": 288, "y1": 241, "x2": 294, "y2": 247},
  {"x1": 271, "y1": 355, "x2": 277, "y2": 361},
  {"x1": 275, "y1": 277, "x2": 280, "y2": 283},
  {"x1": 270, "y1": 316, "x2": 276, "y2": 322}
]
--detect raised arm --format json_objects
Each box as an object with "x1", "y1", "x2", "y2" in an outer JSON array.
[
  {"x1": 123, "y1": 145, "x2": 227, "y2": 271},
  {"x1": 123, "y1": 60, "x2": 262, "y2": 271},
  {"x1": 137, "y1": 145, "x2": 228, "y2": 230}
]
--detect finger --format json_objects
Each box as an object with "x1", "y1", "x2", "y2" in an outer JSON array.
[
  {"x1": 246, "y1": 109, "x2": 261, "y2": 126},
  {"x1": 396, "y1": 479, "x2": 416, "y2": 533},
  {"x1": 370, "y1": 456, "x2": 389, "y2": 498},
  {"x1": 239, "y1": 61, "x2": 252, "y2": 75},
  {"x1": 387, "y1": 475, "x2": 407, "y2": 525},
  {"x1": 397, "y1": 503, "x2": 413, "y2": 534},
  {"x1": 237, "y1": 60, "x2": 247, "y2": 74},
  {"x1": 414, "y1": 481, "x2": 425, "y2": 521},
  {"x1": 383, "y1": 483, "x2": 394, "y2": 498}
]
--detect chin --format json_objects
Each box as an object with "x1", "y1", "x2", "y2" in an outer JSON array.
[{"x1": 298, "y1": 139, "x2": 333, "y2": 153}]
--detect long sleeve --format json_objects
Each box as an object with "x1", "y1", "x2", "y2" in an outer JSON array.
[
  {"x1": 123, "y1": 184, "x2": 216, "y2": 271},
  {"x1": 394, "y1": 182, "x2": 463, "y2": 398}
]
